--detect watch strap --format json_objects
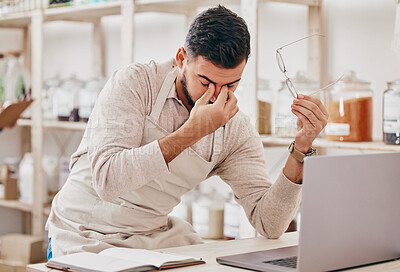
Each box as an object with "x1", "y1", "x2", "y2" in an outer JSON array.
[{"x1": 288, "y1": 141, "x2": 316, "y2": 164}]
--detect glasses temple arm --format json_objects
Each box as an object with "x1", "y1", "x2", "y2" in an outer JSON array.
[{"x1": 278, "y1": 33, "x2": 325, "y2": 50}]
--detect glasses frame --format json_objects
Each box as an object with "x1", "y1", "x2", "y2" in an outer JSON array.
[{"x1": 276, "y1": 33, "x2": 342, "y2": 99}]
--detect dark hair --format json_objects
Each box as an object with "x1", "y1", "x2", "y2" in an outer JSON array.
[{"x1": 185, "y1": 5, "x2": 251, "y2": 69}]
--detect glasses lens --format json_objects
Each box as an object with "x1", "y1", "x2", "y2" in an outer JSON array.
[
  {"x1": 276, "y1": 51, "x2": 286, "y2": 73},
  {"x1": 286, "y1": 79, "x2": 298, "y2": 99}
]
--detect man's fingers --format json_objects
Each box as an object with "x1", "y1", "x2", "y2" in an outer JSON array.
[
  {"x1": 298, "y1": 94, "x2": 329, "y2": 117},
  {"x1": 228, "y1": 105, "x2": 239, "y2": 120},
  {"x1": 293, "y1": 98, "x2": 325, "y2": 121},
  {"x1": 225, "y1": 90, "x2": 238, "y2": 113},
  {"x1": 197, "y1": 83, "x2": 215, "y2": 105},
  {"x1": 215, "y1": 85, "x2": 229, "y2": 106}
]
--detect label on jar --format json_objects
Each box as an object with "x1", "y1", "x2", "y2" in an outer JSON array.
[
  {"x1": 384, "y1": 121, "x2": 400, "y2": 134},
  {"x1": 192, "y1": 203, "x2": 209, "y2": 236},
  {"x1": 325, "y1": 123, "x2": 350, "y2": 136}
]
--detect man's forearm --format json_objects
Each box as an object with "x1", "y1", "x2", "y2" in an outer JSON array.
[
  {"x1": 158, "y1": 122, "x2": 202, "y2": 164},
  {"x1": 283, "y1": 155, "x2": 303, "y2": 184}
]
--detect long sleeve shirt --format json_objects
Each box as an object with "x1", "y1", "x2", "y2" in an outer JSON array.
[{"x1": 70, "y1": 59, "x2": 302, "y2": 239}]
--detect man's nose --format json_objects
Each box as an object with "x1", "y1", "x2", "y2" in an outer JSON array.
[{"x1": 214, "y1": 85, "x2": 223, "y2": 98}]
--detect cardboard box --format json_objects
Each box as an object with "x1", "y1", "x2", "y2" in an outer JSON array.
[
  {"x1": 0, "y1": 234, "x2": 44, "y2": 265},
  {"x1": 0, "y1": 259, "x2": 26, "y2": 272},
  {"x1": 0, "y1": 166, "x2": 18, "y2": 201}
]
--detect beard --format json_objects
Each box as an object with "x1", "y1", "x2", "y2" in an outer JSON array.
[{"x1": 180, "y1": 71, "x2": 196, "y2": 108}]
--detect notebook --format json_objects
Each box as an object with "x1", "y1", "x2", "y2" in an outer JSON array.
[
  {"x1": 0, "y1": 99, "x2": 33, "y2": 129},
  {"x1": 46, "y1": 247, "x2": 205, "y2": 272},
  {"x1": 217, "y1": 152, "x2": 400, "y2": 271}
]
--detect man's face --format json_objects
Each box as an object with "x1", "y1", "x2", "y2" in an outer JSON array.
[{"x1": 177, "y1": 52, "x2": 246, "y2": 110}]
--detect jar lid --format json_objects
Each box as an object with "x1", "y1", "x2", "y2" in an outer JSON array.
[
  {"x1": 337, "y1": 71, "x2": 370, "y2": 86},
  {"x1": 387, "y1": 79, "x2": 400, "y2": 88}
]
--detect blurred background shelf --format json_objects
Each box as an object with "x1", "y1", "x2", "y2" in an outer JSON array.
[
  {"x1": 17, "y1": 119, "x2": 87, "y2": 131},
  {"x1": 261, "y1": 135, "x2": 400, "y2": 152},
  {"x1": 0, "y1": 199, "x2": 32, "y2": 213}
]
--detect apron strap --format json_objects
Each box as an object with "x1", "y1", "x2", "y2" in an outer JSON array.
[
  {"x1": 150, "y1": 67, "x2": 179, "y2": 121},
  {"x1": 212, "y1": 126, "x2": 224, "y2": 161}
]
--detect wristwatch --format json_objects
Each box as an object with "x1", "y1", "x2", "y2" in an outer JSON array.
[{"x1": 288, "y1": 141, "x2": 316, "y2": 164}]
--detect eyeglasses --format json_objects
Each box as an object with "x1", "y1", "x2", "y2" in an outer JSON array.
[{"x1": 276, "y1": 33, "x2": 343, "y2": 99}]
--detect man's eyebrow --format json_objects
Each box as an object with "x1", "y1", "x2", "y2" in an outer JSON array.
[{"x1": 198, "y1": 74, "x2": 241, "y2": 85}]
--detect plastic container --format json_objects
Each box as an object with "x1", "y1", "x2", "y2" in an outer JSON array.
[
  {"x1": 257, "y1": 78, "x2": 273, "y2": 135},
  {"x1": 383, "y1": 79, "x2": 400, "y2": 145},
  {"x1": 43, "y1": 155, "x2": 59, "y2": 197},
  {"x1": 275, "y1": 71, "x2": 321, "y2": 137},
  {"x1": 3, "y1": 157, "x2": 20, "y2": 177},
  {"x1": 325, "y1": 71, "x2": 373, "y2": 142},
  {"x1": 18, "y1": 153, "x2": 34, "y2": 204},
  {"x1": 19, "y1": 153, "x2": 49, "y2": 204}
]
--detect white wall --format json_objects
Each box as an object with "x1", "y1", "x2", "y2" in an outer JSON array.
[{"x1": 0, "y1": 0, "x2": 399, "y2": 229}]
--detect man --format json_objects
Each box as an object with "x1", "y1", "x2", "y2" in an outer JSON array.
[{"x1": 46, "y1": 5, "x2": 328, "y2": 258}]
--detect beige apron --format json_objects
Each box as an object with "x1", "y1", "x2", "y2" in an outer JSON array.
[{"x1": 46, "y1": 63, "x2": 224, "y2": 257}]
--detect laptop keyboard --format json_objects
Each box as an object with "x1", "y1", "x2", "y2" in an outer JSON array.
[{"x1": 263, "y1": 256, "x2": 298, "y2": 268}]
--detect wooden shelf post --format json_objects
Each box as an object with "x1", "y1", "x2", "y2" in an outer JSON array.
[
  {"x1": 240, "y1": 0, "x2": 259, "y2": 126},
  {"x1": 31, "y1": 10, "x2": 45, "y2": 237},
  {"x1": 121, "y1": 0, "x2": 135, "y2": 66}
]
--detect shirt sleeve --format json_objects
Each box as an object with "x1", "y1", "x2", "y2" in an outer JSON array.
[
  {"x1": 84, "y1": 65, "x2": 170, "y2": 201},
  {"x1": 209, "y1": 114, "x2": 302, "y2": 239}
]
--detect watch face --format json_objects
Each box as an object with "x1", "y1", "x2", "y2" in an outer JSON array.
[{"x1": 306, "y1": 148, "x2": 317, "y2": 156}]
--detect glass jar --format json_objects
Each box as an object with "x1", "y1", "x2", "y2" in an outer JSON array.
[
  {"x1": 325, "y1": 71, "x2": 373, "y2": 142},
  {"x1": 257, "y1": 78, "x2": 273, "y2": 135},
  {"x1": 79, "y1": 76, "x2": 104, "y2": 122},
  {"x1": 54, "y1": 75, "x2": 83, "y2": 122},
  {"x1": 383, "y1": 79, "x2": 400, "y2": 145},
  {"x1": 192, "y1": 189, "x2": 225, "y2": 239},
  {"x1": 275, "y1": 71, "x2": 321, "y2": 137},
  {"x1": 223, "y1": 192, "x2": 241, "y2": 240}
]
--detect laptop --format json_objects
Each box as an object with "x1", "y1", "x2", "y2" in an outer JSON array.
[{"x1": 217, "y1": 152, "x2": 400, "y2": 272}]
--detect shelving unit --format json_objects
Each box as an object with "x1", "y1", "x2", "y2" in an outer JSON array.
[
  {"x1": 1, "y1": 0, "x2": 324, "y2": 237},
  {"x1": 261, "y1": 135, "x2": 400, "y2": 152}
]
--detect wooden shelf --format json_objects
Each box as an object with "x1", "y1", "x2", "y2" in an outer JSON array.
[
  {"x1": 0, "y1": 199, "x2": 53, "y2": 216},
  {"x1": 0, "y1": 0, "x2": 322, "y2": 28},
  {"x1": 44, "y1": 1, "x2": 123, "y2": 22},
  {"x1": 17, "y1": 119, "x2": 87, "y2": 131},
  {"x1": 0, "y1": 12, "x2": 31, "y2": 28},
  {"x1": 261, "y1": 135, "x2": 400, "y2": 152},
  {"x1": 0, "y1": 199, "x2": 32, "y2": 212}
]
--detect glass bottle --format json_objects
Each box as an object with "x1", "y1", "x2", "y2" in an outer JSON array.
[
  {"x1": 383, "y1": 79, "x2": 400, "y2": 145},
  {"x1": 0, "y1": 53, "x2": 6, "y2": 103},
  {"x1": 257, "y1": 78, "x2": 273, "y2": 135},
  {"x1": 325, "y1": 71, "x2": 373, "y2": 142},
  {"x1": 4, "y1": 52, "x2": 24, "y2": 102},
  {"x1": 275, "y1": 71, "x2": 321, "y2": 137}
]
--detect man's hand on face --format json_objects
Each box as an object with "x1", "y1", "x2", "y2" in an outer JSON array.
[
  {"x1": 186, "y1": 83, "x2": 239, "y2": 139},
  {"x1": 291, "y1": 94, "x2": 329, "y2": 153}
]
